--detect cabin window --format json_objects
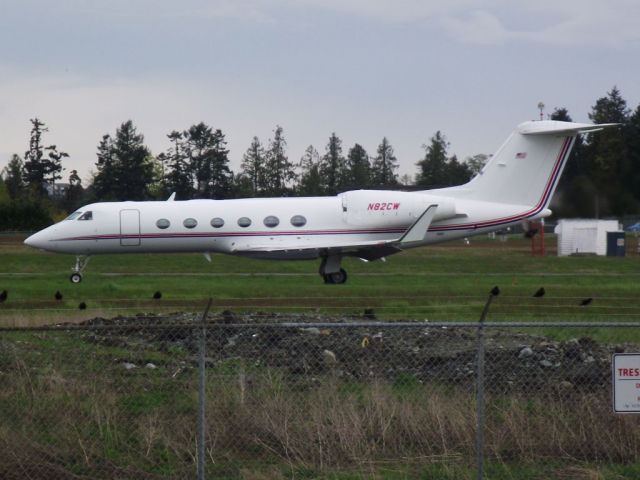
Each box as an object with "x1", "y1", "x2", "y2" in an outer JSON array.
[
  {"x1": 65, "y1": 211, "x2": 83, "y2": 220},
  {"x1": 210, "y1": 217, "x2": 225, "y2": 228},
  {"x1": 263, "y1": 215, "x2": 279, "y2": 228},
  {"x1": 183, "y1": 218, "x2": 198, "y2": 229},
  {"x1": 290, "y1": 215, "x2": 307, "y2": 227},
  {"x1": 156, "y1": 218, "x2": 170, "y2": 229},
  {"x1": 78, "y1": 211, "x2": 93, "y2": 221},
  {"x1": 238, "y1": 217, "x2": 251, "y2": 228}
]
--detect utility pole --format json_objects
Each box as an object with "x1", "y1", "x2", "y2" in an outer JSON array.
[{"x1": 537, "y1": 102, "x2": 545, "y2": 121}]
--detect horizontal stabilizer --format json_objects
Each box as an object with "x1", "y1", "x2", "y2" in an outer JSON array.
[{"x1": 518, "y1": 121, "x2": 619, "y2": 136}]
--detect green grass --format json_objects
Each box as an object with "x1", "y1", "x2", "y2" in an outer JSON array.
[
  {"x1": 2, "y1": 248, "x2": 640, "y2": 480},
  {"x1": 1, "y1": 233, "x2": 640, "y2": 336}
]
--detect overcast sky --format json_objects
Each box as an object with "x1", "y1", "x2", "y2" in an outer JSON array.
[{"x1": 1, "y1": 0, "x2": 639, "y2": 184}]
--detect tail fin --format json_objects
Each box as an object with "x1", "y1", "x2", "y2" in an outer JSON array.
[{"x1": 452, "y1": 120, "x2": 616, "y2": 208}]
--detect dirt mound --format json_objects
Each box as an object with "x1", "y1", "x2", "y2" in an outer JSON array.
[{"x1": 75, "y1": 312, "x2": 622, "y2": 393}]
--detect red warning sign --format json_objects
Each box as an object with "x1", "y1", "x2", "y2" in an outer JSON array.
[{"x1": 613, "y1": 354, "x2": 640, "y2": 413}]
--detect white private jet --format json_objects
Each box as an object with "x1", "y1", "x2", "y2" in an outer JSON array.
[{"x1": 25, "y1": 120, "x2": 615, "y2": 284}]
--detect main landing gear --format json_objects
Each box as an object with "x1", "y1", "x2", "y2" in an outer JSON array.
[
  {"x1": 319, "y1": 255, "x2": 348, "y2": 284},
  {"x1": 70, "y1": 256, "x2": 90, "y2": 283}
]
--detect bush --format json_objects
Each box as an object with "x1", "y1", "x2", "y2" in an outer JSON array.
[{"x1": 0, "y1": 200, "x2": 54, "y2": 231}]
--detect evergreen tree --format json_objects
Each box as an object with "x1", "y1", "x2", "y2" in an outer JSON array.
[
  {"x1": 62, "y1": 169, "x2": 84, "y2": 212},
  {"x1": 297, "y1": 145, "x2": 324, "y2": 196},
  {"x1": 184, "y1": 123, "x2": 233, "y2": 199},
  {"x1": 371, "y1": 137, "x2": 398, "y2": 187},
  {"x1": 549, "y1": 107, "x2": 592, "y2": 217},
  {"x1": 345, "y1": 143, "x2": 371, "y2": 189},
  {"x1": 164, "y1": 130, "x2": 194, "y2": 199},
  {"x1": 0, "y1": 176, "x2": 8, "y2": 204},
  {"x1": 416, "y1": 131, "x2": 471, "y2": 187},
  {"x1": 321, "y1": 133, "x2": 346, "y2": 195},
  {"x1": 626, "y1": 105, "x2": 640, "y2": 211},
  {"x1": 2, "y1": 154, "x2": 26, "y2": 199},
  {"x1": 207, "y1": 129, "x2": 234, "y2": 199},
  {"x1": 93, "y1": 134, "x2": 117, "y2": 200},
  {"x1": 232, "y1": 172, "x2": 255, "y2": 198},
  {"x1": 22, "y1": 118, "x2": 68, "y2": 196},
  {"x1": 92, "y1": 121, "x2": 154, "y2": 201},
  {"x1": 465, "y1": 154, "x2": 489, "y2": 176},
  {"x1": 416, "y1": 131, "x2": 449, "y2": 187},
  {"x1": 399, "y1": 173, "x2": 414, "y2": 186},
  {"x1": 585, "y1": 87, "x2": 631, "y2": 216},
  {"x1": 240, "y1": 136, "x2": 267, "y2": 196},
  {"x1": 265, "y1": 126, "x2": 295, "y2": 196},
  {"x1": 445, "y1": 154, "x2": 472, "y2": 186}
]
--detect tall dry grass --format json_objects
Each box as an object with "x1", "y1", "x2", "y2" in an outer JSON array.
[
  {"x1": 2, "y1": 339, "x2": 640, "y2": 478},
  {"x1": 204, "y1": 371, "x2": 640, "y2": 469}
]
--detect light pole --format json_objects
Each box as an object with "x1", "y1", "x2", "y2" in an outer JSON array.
[{"x1": 537, "y1": 101, "x2": 545, "y2": 121}]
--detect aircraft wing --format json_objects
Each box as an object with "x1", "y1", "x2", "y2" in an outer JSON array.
[{"x1": 232, "y1": 205, "x2": 439, "y2": 260}]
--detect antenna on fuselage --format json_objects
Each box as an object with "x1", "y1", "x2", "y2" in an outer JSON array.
[{"x1": 167, "y1": 192, "x2": 176, "y2": 201}]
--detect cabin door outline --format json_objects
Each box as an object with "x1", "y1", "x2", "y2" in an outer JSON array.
[{"x1": 120, "y1": 209, "x2": 141, "y2": 246}]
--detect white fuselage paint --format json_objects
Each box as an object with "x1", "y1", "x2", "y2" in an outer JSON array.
[
  {"x1": 24, "y1": 190, "x2": 546, "y2": 259},
  {"x1": 27, "y1": 120, "x2": 615, "y2": 274}
]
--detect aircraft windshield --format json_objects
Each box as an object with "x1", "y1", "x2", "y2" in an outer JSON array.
[
  {"x1": 78, "y1": 211, "x2": 93, "y2": 221},
  {"x1": 65, "y1": 211, "x2": 83, "y2": 220}
]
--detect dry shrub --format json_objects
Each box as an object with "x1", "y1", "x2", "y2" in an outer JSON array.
[
  {"x1": 554, "y1": 466, "x2": 604, "y2": 480},
  {"x1": 203, "y1": 371, "x2": 640, "y2": 470},
  {"x1": 3, "y1": 332, "x2": 640, "y2": 477},
  {"x1": 206, "y1": 373, "x2": 475, "y2": 468},
  {"x1": 487, "y1": 393, "x2": 640, "y2": 463}
]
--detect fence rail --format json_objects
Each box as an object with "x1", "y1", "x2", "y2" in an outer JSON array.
[{"x1": 1, "y1": 306, "x2": 640, "y2": 479}]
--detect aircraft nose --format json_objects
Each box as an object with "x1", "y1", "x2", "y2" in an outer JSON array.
[{"x1": 24, "y1": 230, "x2": 51, "y2": 250}]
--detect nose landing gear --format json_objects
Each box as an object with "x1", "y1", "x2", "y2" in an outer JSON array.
[
  {"x1": 70, "y1": 256, "x2": 90, "y2": 283},
  {"x1": 319, "y1": 255, "x2": 348, "y2": 284}
]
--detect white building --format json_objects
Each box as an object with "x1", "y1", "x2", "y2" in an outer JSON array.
[{"x1": 554, "y1": 219, "x2": 621, "y2": 256}]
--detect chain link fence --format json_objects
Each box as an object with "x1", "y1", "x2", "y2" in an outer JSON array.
[{"x1": 2, "y1": 307, "x2": 640, "y2": 479}]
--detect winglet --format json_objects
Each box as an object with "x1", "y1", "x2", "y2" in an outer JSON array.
[
  {"x1": 399, "y1": 205, "x2": 438, "y2": 244},
  {"x1": 167, "y1": 192, "x2": 176, "y2": 201}
]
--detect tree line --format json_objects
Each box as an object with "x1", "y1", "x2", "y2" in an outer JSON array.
[{"x1": 1, "y1": 87, "x2": 639, "y2": 230}]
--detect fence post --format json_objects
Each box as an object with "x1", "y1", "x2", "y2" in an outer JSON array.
[
  {"x1": 476, "y1": 286, "x2": 499, "y2": 480},
  {"x1": 198, "y1": 298, "x2": 213, "y2": 480}
]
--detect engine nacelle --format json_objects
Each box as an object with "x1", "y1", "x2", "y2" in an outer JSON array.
[{"x1": 341, "y1": 190, "x2": 458, "y2": 227}]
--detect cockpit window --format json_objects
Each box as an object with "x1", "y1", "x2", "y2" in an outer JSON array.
[
  {"x1": 78, "y1": 211, "x2": 93, "y2": 221},
  {"x1": 65, "y1": 211, "x2": 83, "y2": 220}
]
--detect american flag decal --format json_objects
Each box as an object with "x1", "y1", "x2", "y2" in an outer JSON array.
[{"x1": 515, "y1": 152, "x2": 527, "y2": 159}]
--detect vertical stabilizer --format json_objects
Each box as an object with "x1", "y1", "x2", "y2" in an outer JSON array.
[{"x1": 446, "y1": 121, "x2": 616, "y2": 209}]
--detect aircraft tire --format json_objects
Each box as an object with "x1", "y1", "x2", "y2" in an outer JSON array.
[
  {"x1": 70, "y1": 273, "x2": 83, "y2": 284},
  {"x1": 328, "y1": 268, "x2": 347, "y2": 285}
]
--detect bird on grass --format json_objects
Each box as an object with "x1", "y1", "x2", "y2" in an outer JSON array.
[
  {"x1": 580, "y1": 298, "x2": 593, "y2": 306},
  {"x1": 54, "y1": 291, "x2": 63, "y2": 301},
  {"x1": 153, "y1": 291, "x2": 162, "y2": 300},
  {"x1": 533, "y1": 287, "x2": 546, "y2": 298},
  {"x1": 78, "y1": 301, "x2": 87, "y2": 310},
  {"x1": 490, "y1": 286, "x2": 501, "y2": 296},
  {"x1": 0, "y1": 289, "x2": 7, "y2": 303}
]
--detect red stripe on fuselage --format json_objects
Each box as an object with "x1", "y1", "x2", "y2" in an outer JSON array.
[
  {"x1": 430, "y1": 136, "x2": 573, "y2": 231},
  {"x1": 55, "y1": 137, "x2": 574, "y2": 243}
]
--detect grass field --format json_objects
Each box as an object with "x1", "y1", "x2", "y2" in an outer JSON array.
[
  {"x1": 1, "y1": 233, "x2": 639, "y2": 330},
  {"x1": 2, "y1": 233, "x2": 640, "y2": 479}
]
